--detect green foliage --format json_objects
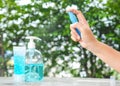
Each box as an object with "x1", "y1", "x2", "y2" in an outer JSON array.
[{"x1": 0, "y1": 0, "x2": 119, "y2": 78}]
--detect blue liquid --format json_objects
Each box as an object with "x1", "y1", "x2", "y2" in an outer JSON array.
[
  {"x1": 14, "y1": 56, "x2": 25, "y2": 74},
  {"x1": 25, "y1": 63, "x2": 44, "y2": 82}
]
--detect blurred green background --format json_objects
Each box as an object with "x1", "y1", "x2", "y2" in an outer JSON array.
[{"x1": 0, "y1": 0, "x2": 120, "y2": 79}]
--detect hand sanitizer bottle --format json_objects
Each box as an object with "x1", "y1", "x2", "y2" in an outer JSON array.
[{"x1": 25, "y1": 36, "x2": 43, "y2": 82}]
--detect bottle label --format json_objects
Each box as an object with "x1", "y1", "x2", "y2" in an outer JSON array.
[{"x1": 13, "y1": 46, "x2": 26, "y2": 74}]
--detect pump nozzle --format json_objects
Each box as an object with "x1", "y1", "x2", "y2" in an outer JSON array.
[{"x1": 26, "y1": 36, "x2": 41, "y2": 49}]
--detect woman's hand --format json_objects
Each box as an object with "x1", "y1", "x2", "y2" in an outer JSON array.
[
  {"x1": 68, "y1": 9, "x2": 98, "y2": 50},
  {"x1": 68, "y1": 9, "x2": 120, "y2": 73}
]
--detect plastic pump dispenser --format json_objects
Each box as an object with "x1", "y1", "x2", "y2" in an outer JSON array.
[
  {"x1": 25, "y1": 36, "x2": 43, "y2": 82},
  {"x1": 26, "y1": 36, "x2": 41, "y2": 49}
]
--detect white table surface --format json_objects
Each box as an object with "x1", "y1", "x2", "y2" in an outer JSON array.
[{"x1": 0, "y1": 77, "x2": 120, "y2": 86}]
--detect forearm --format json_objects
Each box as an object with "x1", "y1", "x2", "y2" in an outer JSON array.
[
  {"x1": 68, "y1": 9, "x2": 120, "y2": 72},
  {"x1": 88, "y1": 41, "x2": 120, "y2": 73}
]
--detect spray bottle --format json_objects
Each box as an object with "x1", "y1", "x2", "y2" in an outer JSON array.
[
  {"x1": 25, "y1": 36, "x2": 43, "y2": 82},
  {"x1": 66, "y1": 5, "x2": 81, "y2": 37}
]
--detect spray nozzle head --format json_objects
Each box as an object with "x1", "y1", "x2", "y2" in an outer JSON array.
[{"x1": 26, "y1": 36, "x2": 41, "y2": 49}]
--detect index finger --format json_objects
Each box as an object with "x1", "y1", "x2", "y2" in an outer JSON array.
[{"x1": 67, "y1": 9, "x2": 89, "y2": 26}]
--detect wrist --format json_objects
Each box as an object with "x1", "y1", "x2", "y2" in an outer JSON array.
[{"x1": 86, "y1": 40, "x2": 100, "y2": 53}]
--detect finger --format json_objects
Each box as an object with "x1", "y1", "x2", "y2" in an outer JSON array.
[
  {"x1": 70, "y1": 22, "x2": 84, "y2": 33},
  {"x1": 71, "y1": 30, "x2": 81, "y2": 42},
  {"x1": 70, "y1": 25, "x2": 77, "y2": 34},
  {"x1": 70, "y1": 23, "x2": 82, "y2": 38},
  {"x1": 71, "y1": 35, "x2": 81, "y2": 42},
  {"x1": 68, "y1": 9, "x2": 89, "y2": 26},
  {"x1": 71, "y1": 36, "x2": 78, "y2": 42},
  {"x1": 70, "y1": 31, "x2": 77, "y2": 38}
]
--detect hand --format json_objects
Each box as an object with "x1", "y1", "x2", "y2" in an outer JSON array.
[
  {"x1": 68, "y1": 9, "x2": 120, "y2": 73},
  {"x1": 69, "y1": 9, "x2": 98, "y2": 50}
]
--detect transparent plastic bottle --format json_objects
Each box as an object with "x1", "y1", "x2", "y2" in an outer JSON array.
[{"x1": 25, "y1": 36, "x2": 43, "y2": 82}]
